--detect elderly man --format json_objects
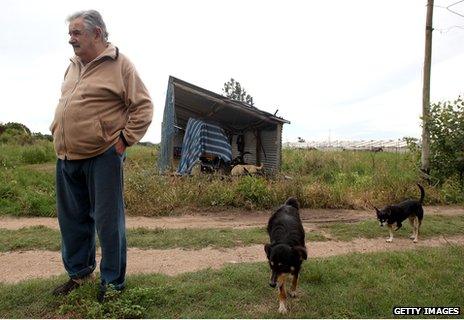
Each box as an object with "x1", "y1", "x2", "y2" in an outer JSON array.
[{"x1": 50, "y1": 10, "x2": 153, "y2": 302}]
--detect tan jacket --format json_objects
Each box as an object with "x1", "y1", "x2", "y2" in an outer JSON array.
[{"x1": 50, "y1": 44, "x2": 153, "y2": 160}]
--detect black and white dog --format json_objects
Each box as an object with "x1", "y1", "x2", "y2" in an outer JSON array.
[
  {"x1": 265, "y1": 197, "x2": 307, "y2": 314},
  {"x1": 375, "y1": 184, "x2": 425, "y2": 243}
]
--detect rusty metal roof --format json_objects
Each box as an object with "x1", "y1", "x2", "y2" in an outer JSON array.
[{"x1": 170, "y1": 76, "x2": 289, "y2": 133}]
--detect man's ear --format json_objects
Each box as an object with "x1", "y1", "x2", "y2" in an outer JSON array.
[
  {"x1": 93, "y1": 27, "x2": 103, "y2": 40},
  {"x1": 264, "y1": 243, "x2": 271, "y2": 259},
  {"x1": 293, "y1": 246, "x2": 307, "y2": 261}
]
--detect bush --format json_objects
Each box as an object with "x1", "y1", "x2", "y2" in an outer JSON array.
[
  {"x1": 0, "y1": 122, "x2": 53, "y2": 145},
  {"x1": 21, "y1": 145, "x2": 55, "y2": 164},
  {"x1": 440, "y1": 177, "x2": 464, "y2": 203},
  {"x1": 0, "y1": 128, "x2": 34, "y2": 145},
  {"x1": 236, "y1": 176, "x2": 271, "y2": 208},
  {"x1": 0, "y1": 167, "x2": 55, "y2": 217},
  {"x1": 1, "y1": 122, "x2": 31, "y2": 135},
  {"x1": 428, "y1": 95, "x2": 464, "y2": 184},
  {"x1": 0, "y1": 142, "x2": 55, "y2": 167}
]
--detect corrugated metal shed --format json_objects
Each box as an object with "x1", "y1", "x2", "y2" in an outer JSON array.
[{"x1": 159, "y1": 76, "x2": 290, "y2": 174}]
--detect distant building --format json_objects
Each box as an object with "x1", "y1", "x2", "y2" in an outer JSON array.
[{"x1": 283, "y1": 139, "x2": 410, "y2": 152}]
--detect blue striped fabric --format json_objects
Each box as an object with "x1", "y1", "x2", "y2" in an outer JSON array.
[{"x1": 177, "y1": 118, "x2": 232, "y2": 175}]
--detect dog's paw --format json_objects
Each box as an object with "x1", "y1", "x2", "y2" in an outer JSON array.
[
  {"x1": 409, "y1": 235, "x2": 415, "y2": 239},
  {"x1": 386, "y1": 238, "x2": 393, "y2": 243},
  {"x1": 289, "y1": 290, "x2": 297, "y2": 298},
  {"x1": 278, "y1": 302, "x2": 288, "y2": 314},
  {"x1": 413, "y1": 238, "x2": 418, "y2": 243}
]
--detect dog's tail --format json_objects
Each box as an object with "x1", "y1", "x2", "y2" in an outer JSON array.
[
  {"x1": 417, "y1": 183, "x2": 425, "y2": 204},
  {"x1": 257, "y1": 163, "x2": 264, "y2": 170},
  {"x1": 285, "y1": 197, "x2": 299, "y2": 210}
]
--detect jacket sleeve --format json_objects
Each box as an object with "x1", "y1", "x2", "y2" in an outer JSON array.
[{"x1": 121, "y1": 63, "x2": 153, "y2": 146}]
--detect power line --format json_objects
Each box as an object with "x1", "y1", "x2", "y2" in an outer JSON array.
[
  {"x1": 435, "y1": 25, "x2": 464, "y2": 33},
  {"x1": 435, "y1": 0, "x2": 464, "y2": 18},
  {"x1": 447, "y1": 0, "x2": 464, "y2": 18},
  {"x1": 433, "y1": 1, "x2": 464, "y2": 33}
]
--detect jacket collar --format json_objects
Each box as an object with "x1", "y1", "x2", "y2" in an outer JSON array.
[{"x1": 70, "y1": 43, "x2": 119, "y2": 65}]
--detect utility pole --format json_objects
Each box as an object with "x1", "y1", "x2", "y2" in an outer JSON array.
[{"x1": 421, "y1": 0, "x2": 434, "y2": 177}]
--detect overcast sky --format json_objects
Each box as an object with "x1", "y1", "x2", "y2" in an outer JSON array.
[{"x1": 1, "y1": 0, "x2": 463, "y2": 143}]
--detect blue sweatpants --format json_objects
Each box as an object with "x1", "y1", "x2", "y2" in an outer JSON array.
[{"x1": 56, "y1": 145, "x2": 126, "y2": 290}]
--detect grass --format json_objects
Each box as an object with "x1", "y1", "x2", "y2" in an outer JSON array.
[
  {"x1": 1, "y1": 215, "x2": 463, "y2": 252},
  {"x1": 0, "y1": 140, "x2": 55, "y2": 168},
  {"x1": 322, "y1": 215, "x2": 464, "y2": 241},
  {"x1": 124, "y1": 149, "x2": 443, "y2": 215},
  {"x1": 0, "y1": 226, "x2": 327, "y2": 252},
  {"x1": 0, "y1": 166, "x2": 55, "y2": 217},
  {"x1": 1, "y1": 140, "x2": 464, "y2": 217},
  {"x1": 0, "y1": 226, "x2": 61, "y2": 251},
  {"x1": 128, "y1": 227, "x2": 271, "y2": 250},
  {"x1": 0, "y1": 245, "x2": 462, "y2": 318},
  {"x1": 128, "y1": 227, "x2": 326, "y2": 249}
]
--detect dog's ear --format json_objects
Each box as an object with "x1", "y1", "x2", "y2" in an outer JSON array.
[
  {"x1": 384, "y1": 207, "x2": 392, "y2": 215},
  {"x1": 264, "y1": 243, "x2": 272, "y2": 259},
  {"x1": 293, "y1": 246, "x2": 307, "y2": 261},
  {"x1": 374, "y1": 206, "x2": 380, "y2": 213},
  {"x1": 285, "y1": 197, "x2": 300, "y2": 210}
]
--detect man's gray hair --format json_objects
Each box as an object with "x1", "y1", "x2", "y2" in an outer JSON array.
[{"x1": 67, "y1": 10, "x2": 109, "y2": 42}]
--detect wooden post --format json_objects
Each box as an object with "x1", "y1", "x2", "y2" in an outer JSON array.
[{"x1": 421, "y1": 0, "x2": 434, "y2": 176}]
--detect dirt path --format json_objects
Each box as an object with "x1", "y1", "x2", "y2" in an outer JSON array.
[
  {"x1": 1, "y1": 235, "x2": 463, "y2": 284},
  {"x1": 0, "y1": 206, "x2": 463, "y2": 284},
  {"x1": 1, "y1": 206, "x2": 462, "y2": 230}
]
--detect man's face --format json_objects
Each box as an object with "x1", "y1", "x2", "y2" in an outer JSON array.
[{"x1": 68, "y1": 17, "x2": 96, "y2": 62}]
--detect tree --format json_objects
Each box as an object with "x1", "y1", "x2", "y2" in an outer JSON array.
[
  {"x1": 427, "y1": 95, "x2": 464, "y2": 184},
  {"x1": 0, "y1": 122, "x2": 51, "y2": 144},
  {"x1": 222, "y1": 78, "x2": 254, "y2": 106},
  {"x1": 2, "y1": 122, "x2": 31, "y2": 135}
]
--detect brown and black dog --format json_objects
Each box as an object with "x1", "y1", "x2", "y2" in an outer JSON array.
[
  {"x1": 375, "y1": 184, "x2": 425, "y2": 243},
  {"x1": 264, "y1": 197, "x2": 307, "y2": 314}
]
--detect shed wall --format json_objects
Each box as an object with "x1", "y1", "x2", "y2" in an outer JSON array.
[
  {"x1": 260, "y1": 124, "x2": 282, "y2": 173},
  {"x1": 158, "y1": 82, "x2": 175, "y2": 173}
]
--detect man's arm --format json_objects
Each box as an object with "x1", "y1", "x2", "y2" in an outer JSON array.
[
  {"x1": 121, "y1": 63, "x2": 153, "y2": 146},
  {"x1": 114, "y1": 133, "x2": 128, "y2": 155}
]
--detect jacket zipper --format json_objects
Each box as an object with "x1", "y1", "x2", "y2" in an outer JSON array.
[
  {"x1": 61, "y1": 63, "x2": 85, "y2": 159},
  {"x1": 60, "y1": 54, "x2": 110, "y2": 159}
]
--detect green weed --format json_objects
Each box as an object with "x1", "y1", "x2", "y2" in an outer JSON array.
[
  {"x1": 0, "y1": 246, "x2": 462, "y2": 318},
  {"x1": 0, "y1": 226, "x2": 325, "y2": 252},
  {"x1": 2, "y1": 142, "x2": 464, "y2": 217}
]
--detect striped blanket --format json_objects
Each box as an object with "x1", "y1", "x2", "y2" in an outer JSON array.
[{"x1": 177, "y1": 118, "x2": 232, "y2": 175}]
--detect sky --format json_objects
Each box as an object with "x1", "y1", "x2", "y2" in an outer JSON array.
[{"x1": 1, "y1": 0, "x2": 463, "y2": 143}]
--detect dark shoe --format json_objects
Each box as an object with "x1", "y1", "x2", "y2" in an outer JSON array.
[
  {"x1": 52, "y1": 278, "x2": 80, "y2": 296},
  {"x1": 97, "y1": 288, "x2": 106, "y2": 303},
  {"x1": 97, "y1": 285, "x2": 124, "y2": 303}
]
